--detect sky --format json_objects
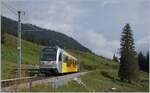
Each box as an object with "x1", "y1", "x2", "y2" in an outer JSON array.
[{"x1": 1, "y1": 0, "x2": 149, "y2": 58}]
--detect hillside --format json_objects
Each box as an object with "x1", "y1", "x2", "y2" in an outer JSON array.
[
  {"x1": 27, "y1": 70, "x2": 148, "y2": 92},
  {"x1": 1, "y1": 16, "x2": 91, "y2": 53},
  {"x1": 2, "y1": 34, "x2": 149, "y2": 92},
  {"x1": 1, "y1": 33, "x2": 113, "y2": 79},
  {"x1": 1, "y1": 34, "x2": 41, "y2": 79}
]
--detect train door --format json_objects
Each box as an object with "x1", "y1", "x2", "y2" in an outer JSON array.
[{"x1": 62, "y1": 54, "x2": 68, "y2": 73}]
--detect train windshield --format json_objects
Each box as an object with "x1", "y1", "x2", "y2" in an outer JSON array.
[
  {"x1": 41, "y1": 48, "x2": 57, "y2": 61},
  {"x1": 41, "y1": 52, "x2": 56, "y2": 61}
]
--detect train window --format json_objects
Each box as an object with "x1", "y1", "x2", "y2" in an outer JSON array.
[
  {"x1": 67, "y1": 57, "x2": 71, "y2": 67},
  {"x1": 59, "y1": 53, "x2": 62, "y2": 61},
  {"x1": 63, "y1": 55, "x2": 65, "y2": 62},
  {"x1": 41, "y1": 52, "x2": 56, "y2": 61},
  {"x1": 66, "y1": 56, "x2": 68, "y2": 61},
  {"x1": 67, "y1": 62, "x2": 69, "y2": 67},
  {"x1": 63, "y1": 55, "x2": 68, "y2": 62},
  {"x1": 73, "y1": 61, "x2": 76, "y2": 67}
]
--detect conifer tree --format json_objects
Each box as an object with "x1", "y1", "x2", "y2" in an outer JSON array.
[
  {"x1": 1, "y1": 29, "x2": 6, "y2": 44},
  {"x1": 118, "y1": 24, "x2": 139, "y2": 82},
  {"x1": 138, "y1": 52, "x2": 146, "y2": 70},
  {"x1": 146, "y1": 52, "x2": 149, "y2": 72},
  {"x1": 113, "y1": 54, "x2": 119, "y2": 62}
]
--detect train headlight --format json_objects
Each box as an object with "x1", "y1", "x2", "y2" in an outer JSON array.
[
  {"x1": 50, "y1": 61, "x2": 55, "y2": 64},
  {"x1": 41, "y1": 61, "x2": 46, "y2": 65},
  {"x1": 41, "y1": 62, "x2": 44, "y2": 64}
]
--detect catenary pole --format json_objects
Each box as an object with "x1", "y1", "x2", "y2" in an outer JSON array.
[{"x1": 17, "y1": 11, "x2": 22, "y2": 78}]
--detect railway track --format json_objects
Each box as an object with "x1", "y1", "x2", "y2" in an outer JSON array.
[
  {"x1": 1, "y1": 75, "x2": 48, "y2": 88},
  {"x1": 1, "y1": 72, "x2": 88, "y2": 92},
  {"x1": 1, "y1": 72, "x2": 78, "y2": 88}
]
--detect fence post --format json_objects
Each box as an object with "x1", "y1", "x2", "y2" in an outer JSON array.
[
  {"x1": 15, "y1": 79, "x2": 17, "y2": 92},
  {"x1": 29, "y1": 77, "x2": 32, "y2": 92}
]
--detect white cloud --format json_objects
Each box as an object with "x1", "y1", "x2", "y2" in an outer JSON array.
[
  {"x1": 100, "y1": 0, "x2": 119, "y2": 7},
  {"x1": 44, "y1": 23, "x2": 74, "y2": 37},
  {"x1": 136, "y1": 36, "x2": 149, "y2": 45},
  {"x1": 2, "y1": 0, "x2": 148, "y2": 59},
  {"x1": 135, "y1": 36, "x2": 149, "y2": 54},
  {"x1": 75, "y1": 29, "x2": 120, "y2": 58},
  {"x1": 38, "y1": 0, "x2": 85, "y2": 37}
]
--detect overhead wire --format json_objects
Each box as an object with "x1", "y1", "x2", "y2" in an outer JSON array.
[
  {"x1": 1, "y1": 1, "x2": 18, "y2": 16},
  {"x1": 2, "y1": 1, "x2": 44, "y2": 32},
  {"x1": 22, "y1": 14, "x2": 44, "y2": 31}
]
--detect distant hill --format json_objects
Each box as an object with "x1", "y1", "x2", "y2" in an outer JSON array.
[{"x1": 1, "y1": 16, "x2": 91, "y2": 53}]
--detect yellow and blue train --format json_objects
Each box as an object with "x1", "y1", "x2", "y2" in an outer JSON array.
[{"x1": 39, "y1": 46, "x2": 80, "y2": 75}]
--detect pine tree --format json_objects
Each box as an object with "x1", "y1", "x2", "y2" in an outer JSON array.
[
  {"x1": 138, "y1": 52, "x2": 146, "y2": 71},
  {"x1": 113, "y1": 54, "x2": 119, "y2": 62},
  {"x1": 146, "y1": 52, "x2": 149, "y2": 72},
  {"x1": 118, "y1": 24, "x2": 139, "y2": 82},
  {"x1": 1, "y1": 29, "x2": 6, "y2": 44},
  {"x1": 146, "y1": 52, "x2": 149, "y2": 61}
]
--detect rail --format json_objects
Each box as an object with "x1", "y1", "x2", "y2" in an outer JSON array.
[
  {"x1": 1, "y1": 76, "x2": 34, "y2": 88},
  {"x1": 1, "y1": 76, "x2": 33, "y2": 82},
  {"x1": 1, "y1": 72, "x2": 87, "y2": 92}
]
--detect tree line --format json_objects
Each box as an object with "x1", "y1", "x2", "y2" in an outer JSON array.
[{"x1": 113, "y1": 51, "x2": 149, "y2": 73}]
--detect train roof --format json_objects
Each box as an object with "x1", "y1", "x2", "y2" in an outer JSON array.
[
  {"x1": 57, "y1": 47, "x2": 77, "y2": 60},
  {"x1": 63, "y1": 51, "x2": 77, "y2": 60}
]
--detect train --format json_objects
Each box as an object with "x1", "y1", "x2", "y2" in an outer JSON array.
[{"x1": 39, "y1": 46, "x2": 80, "y2": 75}]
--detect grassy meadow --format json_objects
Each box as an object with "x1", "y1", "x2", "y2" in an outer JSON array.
[
  {"x1": 1, "y1": 34, "x2": 149, "y2": 92},
  {"x1": 1, "y1": 34, "x2": 41, "y2": 79}
]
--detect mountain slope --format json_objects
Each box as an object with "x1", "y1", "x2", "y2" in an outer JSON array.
[
  {"x1": 1, "y1": 16, "x2": 91, "y2": 53},
  {"x1": 2, "y1": 34, "x2": 149, "y2": 92},
  {"x1": 2, "y1": 34, "x2": 41, "y2": 79},
  {"x1": 1, "y1": 33, "x2": 112, "y2": 79}
]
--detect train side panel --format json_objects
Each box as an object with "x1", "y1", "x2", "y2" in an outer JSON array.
[
  {"x1": 62, "y1": 62, "x2": 68, "y2": 73},
  {"x1": 61, "y1": 51, "x2": 78, "y2": 73}
]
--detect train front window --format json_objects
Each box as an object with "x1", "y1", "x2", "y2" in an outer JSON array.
[
  {"x1": 41, "y1": 52, "x2": 56, "y2": 61},
  {"x1": 59, "y1": 53, "x2": 62, "y2": 61}
]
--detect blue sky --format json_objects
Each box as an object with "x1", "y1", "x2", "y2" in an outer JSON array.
[{"x1": 1, "y1": 0, "x2": 149, "y2": 58}]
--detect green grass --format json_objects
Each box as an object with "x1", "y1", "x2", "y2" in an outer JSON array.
[
  {"x1": 21, "y1": 54, "x2": 148, "y2": 92},
  {"x1": 1, "y1": 34, "x2": 41, "y2": 79},
  {"x1": 19, "y1": 81, "x2": 88, "y2": 92},
  {"x1": 79, "y1": 70, "x2": 149, "y2": 92},
  {"x1": 67, "y1": 50, "x2": 119, "y2": 71},
  {"x1": 19, "y1": 70, "x2": 149, "y2": 92},
  {"x1": 2, "y1": 34, "x2": 149, "y2": 92},
  {"x1": 1, "y1": 34, "x2": 117, "y2": 79},
  {"x1": 19, "y1": 50, "x2": 149, "y2": 92}
]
